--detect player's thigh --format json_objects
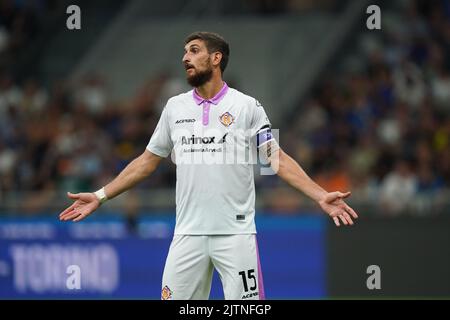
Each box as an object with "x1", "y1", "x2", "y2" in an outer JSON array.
[
  {"x1": 162, "y1": 235, "x2": 214, "y2": 300},
  {"x1": 210, "y1": 234, "x2": 265, "y2": 300}
]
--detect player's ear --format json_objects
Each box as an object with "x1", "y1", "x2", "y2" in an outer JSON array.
[{"x1": 212, "y1": 52, "x2": 222, "y2": 68}]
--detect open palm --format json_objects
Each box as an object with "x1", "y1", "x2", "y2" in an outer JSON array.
[
  {"x1": 318, "y1": 191, "x2": 359, "y2": 226},
  {"x1": 59, "y1": 192, "x2": 100, "y2": 222}
]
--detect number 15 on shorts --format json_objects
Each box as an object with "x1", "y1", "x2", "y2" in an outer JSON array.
[{"x1": 239, "y1": 269, "x2": 257, "y2": 292}]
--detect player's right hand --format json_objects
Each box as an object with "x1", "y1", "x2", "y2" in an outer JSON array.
[{"x1": 59, "y1": 192, "x2": 100, "y2": 222}]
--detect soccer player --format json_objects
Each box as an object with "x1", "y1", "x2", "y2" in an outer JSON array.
[{"x1": 59, "y1": 32, "x2": 358, "y2": 300}]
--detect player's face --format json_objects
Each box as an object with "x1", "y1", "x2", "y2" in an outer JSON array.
[{"x1": 182, "y1": 39, "x2": 213, "y2": 87}]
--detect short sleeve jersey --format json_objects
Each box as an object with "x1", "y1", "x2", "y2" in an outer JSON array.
[{"x1": 147, "y1": 83, "x2": 274, "y2": 235}]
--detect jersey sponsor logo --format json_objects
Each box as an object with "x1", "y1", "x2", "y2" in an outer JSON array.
[
  {"x1": 175, "y1": 119, "x2": 196, "y2": 124},
  {"x1": 242, "y1": 292, "x2": 259, "y2": 299},
  {"x1": 161, "y1": 285, "x2": 172, "y2": 300},
  {"x1": 181, "y1": 135, "x2": 215, "y2": 145},
  {"x1": 219, "y1": 112, "x2": 234, "y2": 127},
  {"x1": 219, "y1": 133, "x2": 228, "y2": 144},
  {"x1": 180, "y1": 134, "x2": 229, "y2": 145}
]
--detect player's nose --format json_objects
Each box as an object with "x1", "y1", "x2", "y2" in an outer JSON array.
[{"x1": 182, "y1": 53, "x2": 189, "y2": 64}]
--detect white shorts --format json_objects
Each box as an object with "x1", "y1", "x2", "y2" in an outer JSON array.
[{"x1": 161, "y1": 234, "x2": 265, "y2": 300}]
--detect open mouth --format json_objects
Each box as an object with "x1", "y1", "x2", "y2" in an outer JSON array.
[{"x1": 185, "y1": 65, "x2": 195, "y2": 71}]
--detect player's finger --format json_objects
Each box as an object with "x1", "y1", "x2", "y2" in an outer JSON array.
[
  {"x1": 338, "y1": 214, "x2": 348, "y2": 225},
  {"x1": 59, "y1": 203, "x2": 77, "y2": 218},
  {"x1": 343, "y1": 212, "x2": 354, "y2": 225},
  {"x1": 326, "y1": 192, "x2": 340, "y2": 203},
  {"x1": 326, "y1": 191, "x2": 350, "y2": 204},
  {"x1": 67, "y1": 192, "x2": 80, "y2": 200},
  {"x1": 62, "y1": 210, "x2": 81, "y2": 221},
  {"x1": 339, "y1": 191, "x2": 351, "y2": 199},
  {"x1": 60, "y1": 208, "x2": 77, "y2": 220},
  {"x1": 343, "y1": 203, "x2": 359, "y2": 219},
  {"x1": 333, "y1": 217, "x2": 340, "y2": 227}
]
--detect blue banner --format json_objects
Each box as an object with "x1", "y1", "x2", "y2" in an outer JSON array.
[{"x1": 0, "y1": 214, "x2": 326, "y2": 299}]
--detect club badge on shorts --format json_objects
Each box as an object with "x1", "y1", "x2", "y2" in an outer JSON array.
[
  {"x1": 161, "y1": 285, "x2": 173, "y2": 300},
  {"x1": 219, "y1": 112, "x2": 234, "y2": 127}
]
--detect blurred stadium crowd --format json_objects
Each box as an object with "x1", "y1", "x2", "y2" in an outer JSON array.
[
  {"x1": 280, "y1": 0, "x2": 450, "y2": 215},
  {"x1": 0, "y1": 0, "x2": 449, "y2": 215},
  {"x1": 0, "y1": 0, "x2": 57, "y2": 68}
]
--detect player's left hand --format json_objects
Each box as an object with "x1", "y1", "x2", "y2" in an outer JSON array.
[{"x1": 318, "y1": 191, "x2": 359, "y2": 227}]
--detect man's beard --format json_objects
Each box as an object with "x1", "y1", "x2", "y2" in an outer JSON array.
[{"x1": 186, "y1": 67, "x2": 213, "y2": 87}]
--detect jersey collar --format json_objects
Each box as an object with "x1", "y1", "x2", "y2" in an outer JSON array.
[{"x1": 193, "y1": 82, "x2": 229, "y2": 105}]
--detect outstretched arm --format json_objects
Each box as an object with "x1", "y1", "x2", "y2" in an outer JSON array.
[
  {"x1": 266, "y1": 147, "x2": 358, "y2": 226},
  {"x1": 59, "y1": 149, "x2": 163, "y2": 222}
]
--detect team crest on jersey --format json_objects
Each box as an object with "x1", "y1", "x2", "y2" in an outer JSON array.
[
  {"x1": 161, "y1": 285, "x2": 173, "y2": 300},
  {"x1": 219, "y1": 112, "x2": 234, "y2": 127}
]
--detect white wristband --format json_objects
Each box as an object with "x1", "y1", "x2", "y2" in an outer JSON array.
[{"x1": 94, "y1": 187, "x2": 108, "y2": 204}]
